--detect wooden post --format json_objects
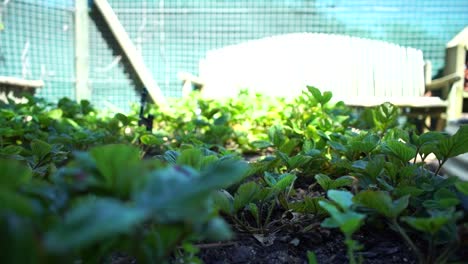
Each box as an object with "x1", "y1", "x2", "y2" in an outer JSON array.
[
  {"x1": 444, "y1": 45, "x2": 465, "y2": 121},
  {"x1": 424, "y1": 60, "x2": 432, "y2": 85},
  {"x1": 75, "y1": 0, "x2": 91, "y2": 101},
  {"x1": 93, "y1": 0, "x2": 167, "y2": 107}
]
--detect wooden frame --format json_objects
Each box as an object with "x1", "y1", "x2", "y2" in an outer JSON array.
[
  {"x1": 0, "y1": 76, "x2": 44, "y2": 88},
  {"x1": 93, "y1": 0, "x2": 167, "y2": 107},
  {"x1": 75, "y1": 0, "x2": 91, "y2": 101},
  {"x1": 0, "y1": 76, "x2": 44, "y2": 103}
]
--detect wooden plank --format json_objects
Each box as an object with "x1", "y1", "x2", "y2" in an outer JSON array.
[
  {"x1": 93, "y1": 0, "x2": 166, "y2": 106},
  {"x1": 75, "y1": 0, "x2": 91, "y2": 101},
  {"x1": 444, "y1": 45, "x2": 465, "y2": 120},
  {"x1": 0, "y1": 77, "x2": 44, "y2": 88},
  {"x1": 343, "y1": 96, "x2": 447, "y2": 108},
  {"x1": 425, "y1": 73, "x2": 461, "y2": 91}
]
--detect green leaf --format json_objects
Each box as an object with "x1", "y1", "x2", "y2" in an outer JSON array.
[
  {"x1": 384, "y1": 140, "x2": 417, "y2": 162},
  {"x1": 233, "y1": 182, "x2": 261, "y2": 212},
  {"x1": 321, "y1": 91, "x2": 333, "y2": 105},
  {"x1": 202, "y1": 217, "x2": 233, "y2": 241},
  {"x1": 307, "y1": 86, "x2": 323, "y2": 101},
  {"x1": 140, "y1": 134, "x2": 165, "y2": 146},
  {"x1": 47, "y1": 109, "x2": 63, "y2": 119},
  {"x1": 268, "y1": 125, "x2": 286, "y2": 147},
  {"x1": 307, "y1": 251, "x2": 318, "y2": 264},
  {"x1": 422, "y1": 188, "x2": 460, "y2": 209},
  {"x1": 0, "y1": 189, "x2": 35, "y2": 216},
  {"x1": 327, "y1": 189, "x2": 354, "y2": 209},
  {"x1": 161, "y1": 150, "x2": 179, "y2": 164},
  {"x1": 319, "y1": 200, "x2": 365, "y2": 234},
  {"x1": 455, "y1": 181, "x2": 468, "y2": 195},
  {"x1": 90, "y1": 144, "x2": 143, "y2": 197},
  {"x1": 31, "y1": 139, "x2": 52, "y2": 160},
  {"x1": 176, "y1": 148, "x2": 206, "y2": 170},
  {"x1": 45, "y1": 197, "x2": 147, "y2": 253},
  {"x1": 136, "y1": 159, "x2": 247, "y2": 222},
  {"x1": 247, "y1": 203, "x2": 260, "y2": 224},
  {"x1": 436, "y1": 125, "x2": 468, "y2": 159},
  {"x1": 333, "y1": 176, "x2": 354, "y2": 188},
  {"x1": 349, "y1": 133, "x2": 379, "y2": 153},
  {"x1": 272, "y1": 173, "x2": 296, "y2": 193},
  {"x1": 401, "y1": 215, "x2": 450, "y2": 236},
  {"x1": 287, "y1": 154, "x2": 312, "y2": 169},
  {"x1": 279, "y1": 138, "x2": 300, "y2": 156},
  {"x1": 212, "y1": 190, "x2": 234, "y2": 214},
  {"x1": 0, "y1": 159, "x2": 32, "y2": 188},
  {"x1": 289, "y1": 197, "x2": 325, "y2": 214},
  {"x1": 315, "y1": 174, "x2": 332, "y2": 191},
  {"x1": 375, "y1": 102, "x2": 399, "y2": 124},
  {"x1": 393, "y1": 186, "x2": 424, "y2": 197},
  {"x1": 114, "y1": 113, "x2": 129, "y2": 126},
  {"x1": 251, "y1": 140, "x2": 272, "y2": 149},
  {"x1": 353, "y1": 190, "x2": 409, "y2": 219},
  {"x1": 317, "y1": 174, "x2": 354, "y2": 191},
  {"x1": 0, "y1": 145, "x2": 23, "y2": 156},
  {"x1": 417, "y1": 131, "x2": 446, "y2": 146}
]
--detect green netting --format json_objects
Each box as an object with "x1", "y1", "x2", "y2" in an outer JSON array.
[
  {"x1": 108, "y1": 0, "x2": 467, "y2": 101},
  {"x1": 1, "y1": 0, "x2": 467, "y2": 110},
  {"x1": 0, "y1": 0, "x2": 75, "y2": 101}
]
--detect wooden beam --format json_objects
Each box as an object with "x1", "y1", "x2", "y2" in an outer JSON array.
[
  {"x1": 0, "y1": 76, "x2": 44, "y2": 88},
  {"x1": 93, "y1": 0, "x2": 166, "y2": 107},
  {"x1": 425, "y1": 73, "x2": 461, "y2": 91},
  {"x1": 75, "y1": 0, "x2": 91, "y2": 101}
]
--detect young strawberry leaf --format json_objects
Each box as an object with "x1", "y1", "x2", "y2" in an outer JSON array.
[
  {"x1": 140, "y1": 134, "x2": 165, "y2": 146},
  {"x1": 45, "y1": 197, "x2": 147, "y2": 253},
  {"x1": 176, "y1": 148, "x2": 204, "y2": 170},
  {"x1": 272, "y1": 173, "x2": 297, "y2": 193},
  {"x1": 455, "y1": 180, "x2": 468, "y2": 195},
  {"x1": 307, "y1": 251, "x2": 318, "y2": 264},
  {"x1": 233, "y1": 181, "x2": 261, "y2": 212},
  {"x1": 202, "y1": 217, "x2": 233, "y2": 241},
  {"x1": 353, "y1": 190, "x2": 409, "y2": 219},
  {"x1": 212, "y1": 190, "x2": 234, "y2": 215},
  {"x1": 422, "y1": 188, "x2": 460, "y2": 210},
  {"x1": 268, "y1": 125, "x2": 286, "y2": 147},
  {"x1": 372, "y1": 102, "x2": 399, "y2": 132},
  {"x1": 327, "y1": 189, "x2": 354, "y2": 209},
  {"x1": 289, "y1": 197, "x2": 326, "y2": 214},
  {"x1": 315, "y1": 174, "x2": 353, "y2": 191},
  {"x1": 435, "y1": 125, "x2": 468, "y2": 159},
  {"x1": 306, "y1": 86, "x2": 323, "y2": 102},
  {"x1": 320, "y1": 202, "x2": 365, "y2": 234},
  {"x1": 383, "y1": 140, "x2": 417, "y2": 162},
  {"x1": 0, "y1": 159, "x2": 32, "y2": 188},
  {"x1": 31, "y1": 139, "x2": 52, "y2": 161},
  {"x1": 401, "y1": 215, "x2": 450, "y2": 236}
]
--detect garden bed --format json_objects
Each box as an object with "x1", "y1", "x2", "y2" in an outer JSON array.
[{"x1": 0, "y1": 88, "x2": 467, "y2": 264}]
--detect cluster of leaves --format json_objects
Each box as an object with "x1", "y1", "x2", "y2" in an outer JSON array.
[
  {"x1": 1, "y1": 87, "x2": 468, "y2": 263},
  {"x1": 1, "y1": 143, "x2": 248, "y2": 263}
]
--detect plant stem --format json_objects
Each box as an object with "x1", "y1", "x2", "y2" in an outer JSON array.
[
  {"x1": 434, "y1": 158, "x2": 446, "y2": 176},
  {"x1": 344, "y1": 235, "x2": 357, "y2": 264},
  {"x1": 435, "y1": 241, "x2": 459, "y2": 264},
  {"x1": 264, "y1": 201, "x2": 275, "y2": 231},
  {"x1": 412, "y1": 147, "x2": 420, "y2": 165},
  {"x1": 425, "y1": 236, "x2": 433, "y2": 264},
  {"x1": 390, "y1": 219, "x2": 424, "y2": 264}
]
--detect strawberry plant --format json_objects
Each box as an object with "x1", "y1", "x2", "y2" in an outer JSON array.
[{"x1": 0, "y1": 88, "x2": 467, "y2": 264}]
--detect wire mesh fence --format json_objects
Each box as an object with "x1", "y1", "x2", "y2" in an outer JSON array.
[
  {"x1": 0, "y1": 0, "x2": 467, "y2": 110},
  {"x1": 0, "y1": 0, "x2": 75, "y2": 101}
]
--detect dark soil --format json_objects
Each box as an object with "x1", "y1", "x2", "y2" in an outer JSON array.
[{"x1": 198, "y1": 227, "x2": 418, "y2": 264}]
